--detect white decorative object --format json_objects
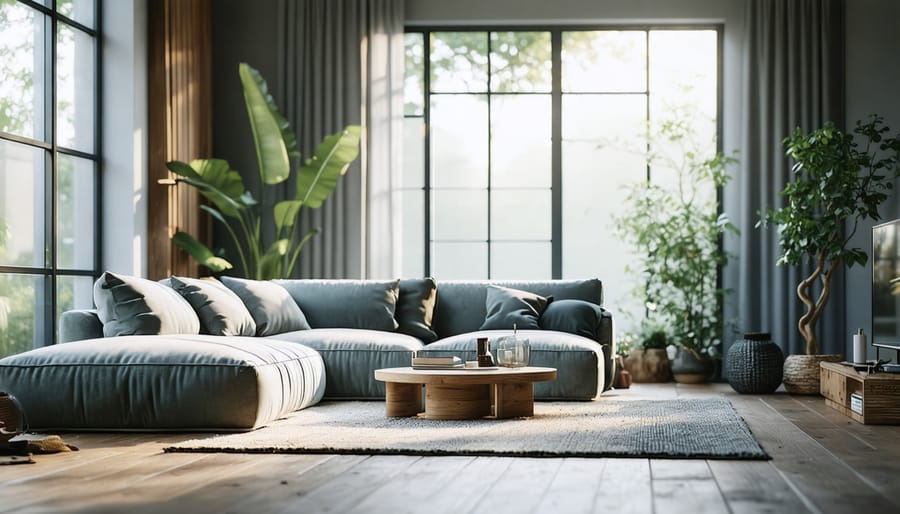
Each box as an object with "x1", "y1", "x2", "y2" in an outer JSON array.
[{"x1": 853, "y1": 328, "x2": 867, "y2": 364}]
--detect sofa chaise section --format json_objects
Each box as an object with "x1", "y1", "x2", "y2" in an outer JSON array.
[{"x1": 0, "y1": 335, "x2": 325, "y2": 431}]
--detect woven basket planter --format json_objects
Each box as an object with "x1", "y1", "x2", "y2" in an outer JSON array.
[{"x1": 782, "y1": 354, "x2": 843, "y2": 394}]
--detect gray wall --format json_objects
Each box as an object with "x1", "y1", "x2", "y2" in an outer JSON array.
[
  {"x1": 210, "y1": 0, "x2": 282, "y2": 269},
  {"x1": 211, "y1": 0, "x2": 281, "y2": 191},
  {"x1": 844, "y1": 0, "x2": 900, "y2": 359}
]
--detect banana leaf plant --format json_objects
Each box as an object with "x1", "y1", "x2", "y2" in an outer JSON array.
[{"x1": 166, "y1": 63, "x2": 361, "y2": 280}]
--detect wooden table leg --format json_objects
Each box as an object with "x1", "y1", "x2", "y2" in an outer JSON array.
[
  {"x1": 493, "y1": 382, "x2": 534, "y2": 418},
  {"x1": 384, "y1": 382, "x2": 423, "y2": 417},
  {"x1": 424, "y1": 384, "x2": 491, "y2": 419}
]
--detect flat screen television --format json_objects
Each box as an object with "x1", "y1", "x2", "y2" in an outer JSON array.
[{"x1": 872, "y1": 218, "x2": 900, "y2": 348}]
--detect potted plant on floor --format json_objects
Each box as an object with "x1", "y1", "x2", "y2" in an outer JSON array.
[
  {"x1": 614, "y1": 112, "x2": 738, "y2": 383},
  {"x1": 621, "y1": 327, "x2": 672, "y2": 383},
  {"x1": 760, "y1": 115, "x2": 900, "y2": 394},
  {"x1": 612, "y1": 339, "x2": 633, "y2": 389}
]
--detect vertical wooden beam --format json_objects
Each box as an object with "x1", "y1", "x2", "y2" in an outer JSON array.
[{"x1": 147, "y1": 0, "x2": 212, "y2": 280}]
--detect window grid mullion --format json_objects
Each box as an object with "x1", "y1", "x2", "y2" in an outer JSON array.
[
  {"x1": 47, "y1": 3, "x2": 59, "y2": 345},
  {"x1": 551, "y1": 30, "x2": 562, "y2": 279},
  {"x1": 423, "y1": 31, "x2": 432, "y2": 276},
  {"x1": 486, "y1": 32, "x2": 493, "y2": 278}
]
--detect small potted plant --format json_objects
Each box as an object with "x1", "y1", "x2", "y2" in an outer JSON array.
[
  {"x1": 612, "y1": 341, "x2": 633, "y2": 389},
  {"x1": 622, "y1": 328, "x2": 672, "y2": 383},
  {"x1": 760, "y1": 115, "x2": 900, "y2": 394}
]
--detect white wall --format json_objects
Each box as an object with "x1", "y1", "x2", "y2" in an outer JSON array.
[
  {"x1": 844, "y1": 0, "x2": 900, "y2": 359},
  {"x1": 101, "y1": 0, "x2": 148, "y2": 276}
]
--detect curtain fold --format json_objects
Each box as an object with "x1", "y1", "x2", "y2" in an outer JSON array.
[
  {"x1": 278, "y1": 0, "x2": 404, "y2": 279},
  {"x1": 726, "y1": 0, "x2": 845, "y2": 359}
]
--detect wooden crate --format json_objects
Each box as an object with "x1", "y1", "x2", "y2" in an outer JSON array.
[{"x1": 820, "y1": 361, "x2": 900, "y2": 424}]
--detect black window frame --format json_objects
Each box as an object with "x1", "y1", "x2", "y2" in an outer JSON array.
[
  {"x1": 404, "y1": 24, "x2": 724, "y2": 280},
  {"x1": 0, "y1": 0, "x2": 102, "y2": 353}
]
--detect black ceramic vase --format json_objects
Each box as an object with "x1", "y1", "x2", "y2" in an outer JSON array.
[{"x1": 725, "y1": 332, "x2": 784, "y2": 394}]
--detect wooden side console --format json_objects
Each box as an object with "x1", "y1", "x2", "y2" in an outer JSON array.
[{"x1": 820, "y1": 361, "x2": 900, "y2": 425}]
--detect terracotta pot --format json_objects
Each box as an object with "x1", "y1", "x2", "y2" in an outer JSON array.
[
  {"x1": 613, "y1": 356, "x2": 632, "y2": 389},
  {"x1": 782, "y1": 354, "x2": 843, "y2": 394},
  {"x1": 623, "y1": 348, "x2": 671, "y2": 383}
]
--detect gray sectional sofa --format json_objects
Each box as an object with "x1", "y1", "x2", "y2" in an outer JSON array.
[{"x1": 0, "y1": 273, "x2": 614, "y2": 431}]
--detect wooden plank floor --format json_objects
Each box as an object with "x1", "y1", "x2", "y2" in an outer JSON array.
[{"x1": 2, "y1": 383, "x2": 898, "y2": 514}]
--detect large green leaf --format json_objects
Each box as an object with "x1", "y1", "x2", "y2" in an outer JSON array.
[
  {"x1": 296, "y1": 126, "x2": 362, "y2": 208},
  {"x1": 258, "y1": 239, "x2": 290, "y2": 280},
  {"x1": 274, "y1": 200, "x2": 303, "y2": 234},
  {"x1": 166, "y1": 159, "x2": 247, "y2": 217},
  {"x1": 239, "y1": 63, "x2": 295, "y2": 185},
  {"x1": 172, "y1": 232, "x2": 233, "y2": 273}
]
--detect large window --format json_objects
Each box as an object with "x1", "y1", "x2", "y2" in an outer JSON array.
[
  {"x1": 401, "y1": 27, "x2": 719, "y2": 333},
  {"x1": 0, "y1": 0, "x2": 99, "y2": 358}
]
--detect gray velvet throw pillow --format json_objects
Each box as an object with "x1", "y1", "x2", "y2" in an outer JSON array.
[
  {"x1": 93, "y1": 271, "x2": 201, "y2": 337},
  {"x1": 395, "y1": 278, "x2": 439, "y2": 342},
  {"x1": 169, "y1": 276, "x2": 257, "y2": 336},
  {"x1": 219, "y1": 276, "x2": 311, "y2": 336},
  {"x1": 479, "y1": 285, "x2": 550, "y2": 331},
  {"x1": 539, "y1": 299, "x2": 603, "y2": 340}
]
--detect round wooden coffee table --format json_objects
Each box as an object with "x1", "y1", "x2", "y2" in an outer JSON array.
[{"x1": 373, "y1": 366, "x2": 556, "y2": 420}]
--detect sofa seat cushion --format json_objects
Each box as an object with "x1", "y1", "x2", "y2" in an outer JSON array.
[
  {"x1": 419, "y1": 330, "x2": 604, "y2": 400},
  {"x1": 267, "y1": 329, "x2": 424, "y2": 399},
  {"x1": 0, "y1": 335, "x2": 325, "y2": 431}
]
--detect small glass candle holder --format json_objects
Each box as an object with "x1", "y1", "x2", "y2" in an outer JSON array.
[{"x1": 495, "y1": 335, "x2": 530, "y2": 368}]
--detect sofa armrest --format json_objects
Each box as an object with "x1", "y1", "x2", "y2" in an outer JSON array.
[
  {"x1": 59, "y1": 309, "x2": 103, "y2": 343},
  {"x1": 597, "y1": 308, "x2": 615, "y2": 392}
]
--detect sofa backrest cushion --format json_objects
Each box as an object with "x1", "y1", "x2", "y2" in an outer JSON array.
[
  {"x1": 479, "y1": 285, "x2": 551, "y2": 330},
  {"x1": 395, "y1": 278, "x2": 439, "y2": 342},
  {"x1": 169, "y1": 276, "x2": 257, "y2": 336},
  {"x1": 432, "y1": 279, "x2": 603, "y2": 339},
  {"x1": 275, "y1": 279, "x2": 400, "y2": 331},
  {"x1": 93, "y1": 271, "x2": 201, "y2": 337},
  {"x1": 220, "y1": 276, "x2": 311, "y2": 336}
]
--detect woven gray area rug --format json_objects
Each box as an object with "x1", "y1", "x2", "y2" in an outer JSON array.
[{"x1": 164, "y1": 397, "x2": 768, "y2": 460}]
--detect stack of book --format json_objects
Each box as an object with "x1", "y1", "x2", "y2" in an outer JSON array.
[{"x1": 411, "y1": 356, "x2": 464, "y2": 369}]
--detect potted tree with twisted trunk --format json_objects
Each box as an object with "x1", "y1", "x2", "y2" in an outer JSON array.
[{"x1": 761, "y1": 115, "x2": 900, "y2": 394}]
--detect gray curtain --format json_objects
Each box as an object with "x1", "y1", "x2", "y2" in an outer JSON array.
[
  {"x1": 278, "y1": 0, "x2": 404, "y2": 279},
  {"x1": 725, "y1": 0, "x2": 845, "y2": 359}
]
